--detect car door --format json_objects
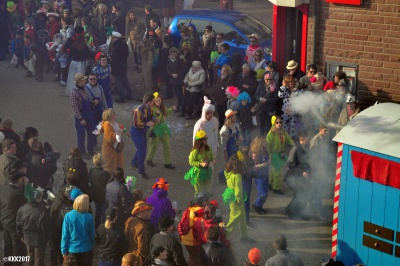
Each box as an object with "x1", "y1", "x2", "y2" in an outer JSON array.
[{"x1": 210, "y1": 21, "x2": 248, "y2": 59}]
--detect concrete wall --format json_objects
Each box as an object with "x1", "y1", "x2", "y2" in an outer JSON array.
[{"x1": 307, "y1": 0, "x2": 400, "y2": 107}]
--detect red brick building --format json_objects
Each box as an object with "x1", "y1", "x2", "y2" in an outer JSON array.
[{"x1": 270, "y1": 0, "x2": 400, "y2": 107}]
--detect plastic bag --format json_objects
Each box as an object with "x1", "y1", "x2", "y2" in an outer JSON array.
[{"x1": 125, "y1": 176, "x2": 136, "y2": 193}]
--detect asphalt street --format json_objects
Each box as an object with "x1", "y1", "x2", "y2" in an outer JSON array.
[{"x1": 0, "y1": 1, "x2": 332, "y2": 265}]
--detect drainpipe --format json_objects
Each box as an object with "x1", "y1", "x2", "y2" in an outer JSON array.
[{"x1": 311, "y1": 0, "x2": 319, "y2": 64}]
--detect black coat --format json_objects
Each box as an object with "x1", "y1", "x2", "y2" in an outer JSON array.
[
  {"x1": 151, "y1": 232, "x2": 188, "y2": 266},
  {"x1": 199, "y1": 241, "x2": 236, "y2": 266},
  {"x1": 26, "y1": 149, "x2": 57, "y2": 189},
  {"x1": 16, "y1": 201, "x2": 50, "y2": 246},
  {"x1": 236, "y1": 70, "x2": 258, "y2": 104},
  {"x1": 89, "y1": 167, "x2": 110, "y2": 203},
  {"x1": 167, "y1": 58, "x2": 184, "y2": 85},
  {"x1": 0, "y1": 129, "x2": 20, "y2": 143},
  {"x1": 146, "y1": 12, "x2": 161, "y2": 28},
  {"x1": 111, "y1": 38, "x2": 129, "y2": 76},
  {"x1": 255, "y1": 82, "x2": 279, "y2": 114},
  {"x1": 63, "y1": 156, "x2": 90, "y2": 188},
  {"x1": 111, "y1": 13, "x2": 126, "y2": 36},
  {"x1": 0, "y1": 184, "x2": 27, "y2": 230}
]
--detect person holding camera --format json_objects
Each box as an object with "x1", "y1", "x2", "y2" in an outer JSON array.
[{"x1": 266, "y1": 116, "x2": 293, "y2": 195}]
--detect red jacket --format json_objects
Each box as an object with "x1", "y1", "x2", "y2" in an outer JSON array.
[
  {"x1": 25, "y1": 26, "x2": 36, "y2": 43},
  {"x1": 192, "y1": 218, "x2": 230, "y2": 247},
  {"x1": 46, "y1": 20, "x2": 60, "y2": 38}
]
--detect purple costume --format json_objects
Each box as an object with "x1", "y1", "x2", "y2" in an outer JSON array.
[{"x1": 146, "y1": 188, "x2": 175, "y2": 232}]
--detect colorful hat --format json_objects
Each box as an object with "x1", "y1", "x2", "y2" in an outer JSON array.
[
  {"x1": 68, "y1": 188, "x2": 83, "y2": 201},
  {"x1": 131, "y1": 200, "x2": 153, "y2": 215},
  {"x1": 225, "y1": 109, "x2": 237, "y2": 119},
  {"x1": 237, "y1": 92, "x2": 252, "y2": 104},
  {"x1": 74, "y1": 73, "x2": 87, "y2": 82},
  {"x1": 247, "y1": 248, "x2": 261, "y2": 265},
  {"x1": 286, "y1": 60, "x2": 298, "y2": 70},
  {"x1": 195, "y1": 130, "x2": 207, "y2": 140},
  {"x1": 7, "y1": 1, "x2": 17, "y2": 12},
  {"x1": 24, "y1": 182, "x2": 43, "y2": 201},
  {"x1": 225, "y1": 86, "x2": 240, "y2": 98},
  {"x1": 152, "y1": 178, "x2": 169, "y2": 191},
  {"x1": 112, "y1": 31, "x2": 121, "y2": 38}
]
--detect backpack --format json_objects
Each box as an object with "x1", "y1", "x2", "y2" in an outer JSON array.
[{"x1": 177, "y1": 207, "x2": 191, "y2": 236}]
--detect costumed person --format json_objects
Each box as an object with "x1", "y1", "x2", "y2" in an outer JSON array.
[
  {"x1": 146, "y1": 92, "x2": 176, "y2": 170},
  {"x1": 220, "y1": 109, "x2": 242, "y2": 161},
  {"x1": 130, "y1": 93, "x2": 155, "y2": 180},
  {"x1": 97, "y1": 108, "x2": 126, "y2": 173},
  {"x1": 236, "y1": 92, "x2": 254, "y2": 147},
  {"x1": 244, "y1": 34, "x2": 262, "y2": 64},
  {"x1": 225, "y1": 86, "x2": 240, "y2": 111},
  {"x1": 266, "y1": 116, "x2": 294, "y2": 195},
  {"x1": 193, "y1": 96, "x2": 219, "y2": 186},
  {"x1": 146, "y1": 178, "x2": 176, "y2": 233},
  {"x1": 284, "y1": 131, "x2": 310, "y2": 220},
  {"x1": 255, "y1": 72, "x2": 278, "y2": 136},
  {"x1": 337, "y1": 94, "x2": 360, "y2": 131},
  {"x1": 222, "y1": 151, "x2": 254, "y2": 243},
  {"x1": 65, "y1": 26, "x2": 94, "y2": 95},
  {"x1": 184, "y1": 130, "x2": 215, "y2": 198},
  {"x1": 249, "y1": 136, "x2": 270, "y2": 215},
  {"x1": 70, "y1": 73, "x2": 96, "y2": 159}
]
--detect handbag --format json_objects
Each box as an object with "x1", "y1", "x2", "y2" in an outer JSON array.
[{"x1": 116, "y1": 141, "x2": 124, "y2": 152}]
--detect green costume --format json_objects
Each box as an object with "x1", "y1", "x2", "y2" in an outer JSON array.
[
  {"x1": 184, "y1": 148, "x2": 214, "y2": 197},
  {"x1": 147, "y1": 106, "x2": 173, "y2": 164},
  {"x1": 266, "y1": 129, "x2": 293, "y2": 190},
  {"x1": 224, "y1": 171, "x2": 247, "y2": 238}
]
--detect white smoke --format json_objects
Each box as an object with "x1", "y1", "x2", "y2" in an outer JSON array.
[{"x1": 289, "y1": 91, "x2": 326, "y2": 115}]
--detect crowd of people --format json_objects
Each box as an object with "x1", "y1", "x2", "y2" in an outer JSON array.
[{"x1": 0, "y1": 0, "x2": 362, "y2": 264}]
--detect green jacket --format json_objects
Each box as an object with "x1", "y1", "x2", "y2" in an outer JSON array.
[
  {"x1": 188, "y1": 149, "x2": 214, "y2": 167},
  {"x1": 266, "y1": 130, "x2": 293, "y2": 155},
  {"x1": 224, "y1": 171, "x2": 243, "y2": 204}
]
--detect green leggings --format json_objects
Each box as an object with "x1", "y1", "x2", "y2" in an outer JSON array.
[{"x1": 147, "y1": 134, "x2": 171, "y2": 164}]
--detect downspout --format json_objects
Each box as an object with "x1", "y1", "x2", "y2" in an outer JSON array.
[{"x1": 311, "y1": 0, "x2": 319, "y2": 64}]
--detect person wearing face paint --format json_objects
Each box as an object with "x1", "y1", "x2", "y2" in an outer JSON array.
[
  {"x1": 146, "y1": 92, "x2": 176, "y2": 170},
  {"x1": 266, "y1": 116, "x2": 293, "y2": 195}
]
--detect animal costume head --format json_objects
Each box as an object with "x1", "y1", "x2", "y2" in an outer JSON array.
[{"x1": 201, "y1": 96, "x2": 215, "y2": 119}]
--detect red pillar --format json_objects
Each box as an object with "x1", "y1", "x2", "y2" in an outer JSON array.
[
  {"x1": 272, "y1": 4, "x2": 287, "y2": 75},
  {"x1": 297, "y1": 4, "x2": 309, "y2": 73}
]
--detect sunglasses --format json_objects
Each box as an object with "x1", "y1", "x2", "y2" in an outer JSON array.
[
  {"x1": 275, "y1": 121, "x2": 283, "y2": 124},
  {"x1": 89, "y1": 78, "x2": 97, "y2": 80},
  {"x1": 309, "y1": 70, "x2": 316, "y2": 73},
  {"x1": 155, "y1": 100, "x2": 161, "y2": 102},
  {"x1": 216, "y1": 37, "x2": 222, "y2": 40}
]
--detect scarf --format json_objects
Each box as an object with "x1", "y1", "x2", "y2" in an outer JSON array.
[
  {"x1": 202, "y1": 32, "x2": 214, "y2": 46},
  {"x1": 347, "y1": 107, "x2": 355, "y2": 118},
  {"x1": 168, "y1": 55, "x2": 176, "y2": 63}
]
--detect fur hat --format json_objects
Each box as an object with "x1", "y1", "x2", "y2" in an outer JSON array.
[
  {"x1": 286, "y1": 60, "x2": 298, "y2": 70},
  {"x1": 112, "y1": 31, "x2": 121, "y2": 38},
  {"x1": 192, "y1": 60, "x2": 201, "y2": 68},
  {"x1": 36, "y1": 8, "x2": 47, "y2": 14},
  {"x1": 202, "y1": 96, "x2": 215, "y2": 113},
  {"x1": 46, "y1": 12, "x2": 59, "y2": 17},
  {"x1": 158, "y1": 215, "x2": 174, "y2": 231},
  {"x1": 131, "y1": 201, "x2": 153, "y2": 215},
  {"x1": 45, "y1": 42, "x2": 59, "y2": 51},
  {"x1": 225, "y1": 86, "x2": 240, "y2": 98},
  {"x1": 247, "y1": 248, "x2": 261, "y2": 265}
]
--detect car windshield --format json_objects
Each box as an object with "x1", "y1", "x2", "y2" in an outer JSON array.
[{"x1": 232, "y1": 15, "x2": 272, "y2": 41}]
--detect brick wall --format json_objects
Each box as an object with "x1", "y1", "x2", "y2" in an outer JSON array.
[{"x1": 307, "y1": 0, "x2": 400, "y2": 107}]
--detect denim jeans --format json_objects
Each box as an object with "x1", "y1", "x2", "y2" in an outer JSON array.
[
  {"x1": 241, "y1": 126, "x2": 252, "y2": 147},
  {"x1": 75, "y1": 117, "x2": 95, "y2": 155},
  {"x1": 242, "y1": 178, "x2": 253, "y2": 222},
  {"x1": 130, "y1": 126, "x2": 147, "y2": 174},
  {"x1": 253, "y1": 168, "x2": 269, "y2": 208},
  {"x1": 95, "y1": 202, "x2": 107, "y2": 228}
]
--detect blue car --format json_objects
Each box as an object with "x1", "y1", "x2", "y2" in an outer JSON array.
[{"x1": 167, "y1": 9, "x2": 273, "y2": 61}]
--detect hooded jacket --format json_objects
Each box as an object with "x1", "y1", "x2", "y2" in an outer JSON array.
[
  {"x1": 193, "y1": 97, "x2": 219, "y2": 156},
  {"x1": 224, "y1": 171, "x2": 243, "y2": 204},
  {"x1": 146, "y1": 188, "x2": 175, "y2": 232}
]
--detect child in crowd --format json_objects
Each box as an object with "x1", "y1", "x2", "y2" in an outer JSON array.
[
  {"x1": 184, "y1": 130, "x2": 215, "y2": 198},
  {"x1": 57, "y1": 44, "x2": 68, "y2": 85},
  {"x1": 225, "y1": 86, "x2": 240, "y2": 111},
  {"x1": 23, "y1": 36, "x2": 34, "y2": 77},
  {"x1": 237, "y1": 92, "x2": 254, "y2": 147},
  {"x1": 89, "y1": 153, "x2": 111, "y2": 228},
  {"x1": 222, "y1": 151, "x2": 254, "y2": 243},
  {"x1": 11, "y1": 29, "x2": 24, "y2": 68}
]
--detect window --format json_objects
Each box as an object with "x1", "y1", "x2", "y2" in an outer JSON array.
[
  {"x1": 211, "y1": 21, "x2": 242, "y2": 43},
  {"x1": 188, "y1": 19, "x2": 210, "y2": 36},
  {"x1": 232, "y1": 15, "x2": 272, "y2": 42},
  {"x1": 325, "y1": 61, "x2": 358, "y2": 95}
]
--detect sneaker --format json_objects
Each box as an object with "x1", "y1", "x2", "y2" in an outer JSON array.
[
  {"x1": 138, "y1": 172, "x2": 149, "y2": 180},
  {"x1": 240, "y1": 236, "x2": 255, "y2": 243},
  {"x1": 130, "y1": 164, "x2": 138, "y2": 170},
  {"x1": 252, "y1": 204, "x2": 267, "y2": 215},
  {"x1": 246, "y1": 221, "x2": 255, "y2": 228},
  {"x1": 164, "y1": 164, "x2": 175, "y2": 169},
  {"x1": 273, "y1": 189, "x2": 285, "y2": 195},
  {"x1": 147, "y1": 160, "x2": 155, "y2": 167}
]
